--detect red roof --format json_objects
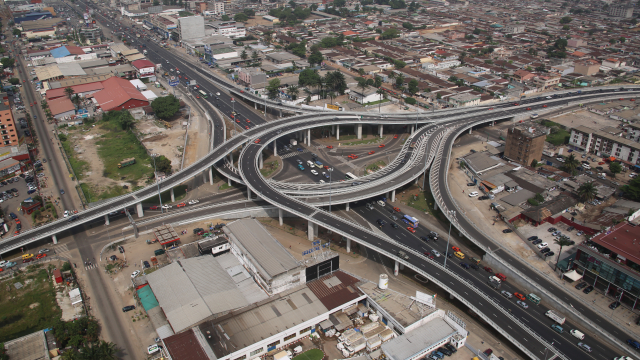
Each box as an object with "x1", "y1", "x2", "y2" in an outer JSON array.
[
  {"x1": 65, "y1": 45, "x2": 86, "y2": 55},
  {"x1": 306, "y1": 271, "x2": 363, "y2": 310},
  {"x1": 343, "y1": 30, "x2": 357, "y2": 36},
  {"x1": 591, "y1": 222, "x2": 640, "y2": 265},
  {"x1": 93, "y1": 77, "x2": 148, "y2": 111},
  {"x1": 46, "y1": 82, "x2": 104, "y2": 100},
  {"x1": 164, "y1": 329, "x2": 210, "y2": 360},
  {"x1": 131, "y1": 59, "x2": 155, "y2": 70},
  {"x1": 48, "y1": 97, "x2": 75, "y2": 116}
]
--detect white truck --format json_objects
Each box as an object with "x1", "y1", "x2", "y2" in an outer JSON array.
[
  {"x1": 290, "y1": 139, "x2": 297, "y2": 146},
  {"x1": 545, "y1": 310, "x2": 565, "y2": 325},
  {"x1": 143, "y1": 49, "x2": 148, "y2": 55}
]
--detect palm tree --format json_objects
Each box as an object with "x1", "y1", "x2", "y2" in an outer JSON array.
[
  {"x1": 71, "y1": 94, "x2": 81, "y2": 107},
  {"x1": 286, "y1": 85, "x2": 299, "y2": 100},
  {"x1": 562, "y1": 154, "x2": 580, "y2": 175},
  {"x1": 327, "y1": 91, "x2": 336, "y2": 104},
  {"x1": 577, "y1": 182, "x2": 598, "y2": 202},
  {"x1": 41, "y1": 100, "x2": 48, "y2": 110},
  {"x1": 554, "y1": 237, "x2": 574, "y2": 271},
  {"x1": 376, "y1": 88, "x2": 387, "y2": 112},
  {"x1": 64, "y1": 87, "x2": 75, "y2": 100}
]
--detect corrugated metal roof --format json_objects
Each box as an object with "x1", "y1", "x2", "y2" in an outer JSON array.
[
  {"x1": 225, "y1": 219, "x2": 300, "y2": 280},
  {"x1": 381, "y1": 318, "x2": 456, "y2": 360}
]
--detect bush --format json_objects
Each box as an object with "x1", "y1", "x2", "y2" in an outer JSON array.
[
  {"x1": 405, "y1": 97, "x2": 417, "y2": 105},
  {"x1": 527, "y1": 198, "x2": 539, "y2": 206}
]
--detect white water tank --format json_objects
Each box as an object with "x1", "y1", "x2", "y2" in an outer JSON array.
[{"x1": 379, "y1": 274, "x2": 388, "y2": 289}]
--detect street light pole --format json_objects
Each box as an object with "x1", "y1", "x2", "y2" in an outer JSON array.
[
  {"x1": 328, "y1": 168, "x2": 333, "y2": 213},
  {"x1": 444, "y1": 210, "x2": 455, "y2": 267}
]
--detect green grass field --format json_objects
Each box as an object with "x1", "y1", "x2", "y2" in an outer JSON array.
[
  {"x1": 96, "y1": 127, "x2": 153, "y2": 182},
  {"x1": 59, "y1": 135, "x2": 89, "y2": 180},
  {"x1": 0, "y1": 265, "x2": 61, "y2": 343},
  {"x1": 292, "y1": 349, "x2": 324, "y2": 360},
  {"x1": 540, "y1": 120, "x2": 570, "y2": 146},
  {"x1": 80, "y1": 183, "x2": 130, "y2": 202}
]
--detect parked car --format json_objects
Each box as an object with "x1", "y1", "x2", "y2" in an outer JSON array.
[
  {"x1": 122, "y1": 305, "x2": 136, "y2": 312},
  {"x1": 583, "y1": 285, "x2": 594, "y2": 294},
  {"x1": 575, "y1": 282, "x2": 588, "y2": 290}
]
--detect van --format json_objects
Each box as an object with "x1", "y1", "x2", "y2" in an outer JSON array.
[
  {"x1": 22, "y1": 254, "x2": 34, "y2": 260},
  {"x1": 154, "y1": 249, "x2": 165, "y2": 256},
  {"x1": 377, "y1": 200, "x2": 385, "y2": 206},
  {"x1": 454, "y1": 251, "x2": 465, "y2": 259},
  {"x1": 489, "y1": 276, "x2": 502, "y2": 284},
  {"x1": 470, "y1": 257, "x2": 481, "y2": 265},
  {"x1": 496, "y1": 273, "x2": 507, "y2": 281},
  {"x1": 551, "y1": 324, "x2": 563, "y2": 333},
  {"x1": 570, "y1": 329, "x2": 585, "y2": 340}
]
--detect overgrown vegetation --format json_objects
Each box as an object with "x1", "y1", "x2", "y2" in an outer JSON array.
[{"x1": 540, "y1": 119, "x2": 570, "y2": 145}]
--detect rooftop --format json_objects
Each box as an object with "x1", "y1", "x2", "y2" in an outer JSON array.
[
  {"x1": 591, "y1": 222, "x2": 640, "y2": 265},
  {"x1": 359, "y1": 282, "x2": 435, "y2": 328},
  {"x1": 381, "y1": 317, "x2": 457, "y2": 360},
  {"x1": 510, "y1": 124, "x2": 547, "y2": 138}
]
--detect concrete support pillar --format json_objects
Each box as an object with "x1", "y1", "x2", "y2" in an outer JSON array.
[
  {"x1": 170, "y1": 188, "x2": 175, "y2": 203},
  {"x1": 229, "y1": 152, "x2": 233, "y2": 165},
  {"x1": 273, "y1": 141, "x2": 277, "y2": 156},
  {"x1": 331, "y1": 125, "x2": 335, "y2": 135},
  {"x1": 449, "y1": 293, "x2": 455, "y2": 300},
  {"x1": 346, "y1": 202, "x2": 350, "y2": 211},
  {"x1": 52, "y1": 234, "x2": 58, "y2": 244},
  {"x1": 415, "y1": 178, "x2": 419, "y2": 185},
  {"x1": 209, "y1": 167, "x2": 213, "y2": 185},
  {"x1": 357, "y1": 124, "x2": 362, "y2": 139},
  {"x1": 469, "y1": 127, "x2": 472, "y2": 134},
  {"x1": 394, "y1": 260, "x2": 399, "y2": 276},
  {"x1": 299, "y1": 130, "x2": 303, "y2": 141},
  {"x1": 279, "y1": 109, "x2": 282, "y2": 118},
  {"x1": 391, "y1": 189, "x2": 396, "y2": 202},
  {"x1": 491, "y1": 121, "x2": 495, "y2": 126},
  {"x1": 308, "y1": 221, "x2": 314, "y2": 241},
  {"x1": 136, "y1": 202, "x2": 143, "y2": 218},
  {"x1": 434, "y1": 202, "x2": 438, "y2": 211},
  {"x1": 307, "y1": 129, "x2": 311, "y2": 146},
  {"x1": 379, "y1": 124, "x2": 383, "y2": 138},
  {"x1": 247, "y1": 187, "x2": 252, "y2": 200},
  {"x1": 346, "y1": 238, "x2": 351, "y2": 253},
  {"x1": 336, "y1": 125, "x2": 340, "y2": 140},
  {"x1": 313, "y1": 223, "x2": 318, "y2": 236},
  {"x1": 411, "y1": 125, "x2": 415, "y2": 134},
  {"x1": 104, "y1": 214, "x2": 110, "y2": 226},
  {"x1": 228, "y1": 177, "x2": 232, "y2": 186},
  {"x1": 254, "y1": 102, "x2": 257, "y2": 109},
  {"x1": 259, "y1": 151, "x2": 264, "y2": 169},
  {"x1": 279, "y1": 208, "x2": 283, "y2": 226}
]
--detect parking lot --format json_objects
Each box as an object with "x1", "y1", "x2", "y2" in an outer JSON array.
[{"x1": 516, "y1": 220, "x2": 586, "y2": 263}]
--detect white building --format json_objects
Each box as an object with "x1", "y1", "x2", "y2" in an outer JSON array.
[
  {"x1": 569, "y1": 125, "x2": 640, "y2": 165},
  {"x1": 208, "y1": 20, "x2": 245, "y2": 38},
  {"x1": 448, "y1": 93, "x2": 480, "y2": 107},
  {"x1": 348, "y1": 85, "x2": 383, "y2": 104},
  {"x1": 422, "y1": 59, "x2": 461, "y2": 70},
  {"x1": 178, "y1": 15, "x2": 205, "y2": 41},
  {"x1": 504, "y1": 24, "x2": 525, "y2": 34}
]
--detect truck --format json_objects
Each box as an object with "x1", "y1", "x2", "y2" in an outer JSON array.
[
  {"x1": 118, "y1": 158, "x2": 136, "y2": 168},
  {"x1": 143, "y1": 49, "x2": 147, "y2": 55},
  {"x1": 488, "y1": 276, "x2": 501, "y2": 289},
  {"x1": 290, "y1": 139, "x2": 297, "y2": 146},
  {"x1": 545, "y1": 310, "x2": 565, "y2": 325}
]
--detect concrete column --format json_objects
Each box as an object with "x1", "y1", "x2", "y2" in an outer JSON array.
[
  {"x1": 346, "y1": 238, "x2": 351, "y2": 253},
  {"x1": 336, "y1": 125, "x2": 340, "y2": 140},
  {"x1": 331, "y1": 125, "x2": 335, "y2": 135},
  {"x1": 391, "y1": 189, "x2": 396, "y2": 202},
  {"x1": 434, "y1": 202, "x2": 438, "y2": 211},
  {"x1": 414, "y1": 178, "x2": 419, "y2": 185},
  {"x1": 346, "y1": 202, "x2": 350, "y2": 211},
  {"x1": 104, "y1": 214, "x2": 110, "y2": 225},
  {"x1": 469, "y1": 127, "x2": 472, "y2": 134},
  {"x1": 247, "y1": 187, "x2": 252, "y2": 200},
  {"x1": 308, "y1": 221, "x2": 314, "y2": 241},
  {"x1": 52, "y1": 234, "x2": 58, "y2": 244},
  {"x1": 279, "y1": 208, "x2": 283, "y2": 226},
  {"x1": 307, "y1": 129, "x2": 311, "y2": 146},
  {"x1": 228, "y1": 177, "x2": 232, "y2": 186},
  {"x1": 209, "y1": 167, "x2": 213, "y2": 185},
  {"x1": 254, "y1": 102, "x2": 257, "y2": 109},
  {"x1": 394, "y1": 260, "x2": 399, "y2": 276},
  {"x1": 279, "y1": 109, "x2": 282, "y2": 118},
  {"x1": 170, "y1": 188, "x2": 175, "y2": 202},
  {"x1": 411, "y1": 125, "x2": 415, "y2": 134},
  {"x1": 259, "y1": 151, "x2": 264, "y2": 169},
  {"x1": 357, "y1": 124, "x2": 362, "y2": 139},
  {"x1": 449, "y1": 293, "x2": 455, "y2": 300},
  {"x1": 379, "y1": 124, "x2": 383, "y2": 138},
  {"x1": 273, "y1": 141, "x2": 277, "y2": 156},
  {"x1": 313, "y1": 223, "x2": 319, "y2": 236},
  {"x1": 229, "y1": 152, "x2": 233, "y2": 165},
  {"x1": 136, "y1": 202, "x2": 144, "y2": 218},
  {"x1": 491, "y1": 121, "x2": 495, "y2": 126}
]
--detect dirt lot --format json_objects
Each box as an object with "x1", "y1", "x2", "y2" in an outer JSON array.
[
  {"x1": 137, "y1": 111, "x2": 190, "y2": 170},
  {"x1": 548, "y1": 108, "x2": 622, "y2": 130}
]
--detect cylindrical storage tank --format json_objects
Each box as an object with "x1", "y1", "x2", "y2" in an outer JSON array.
[{"x1": 379, "y1": 274, "x2": 388, "y2": 289}]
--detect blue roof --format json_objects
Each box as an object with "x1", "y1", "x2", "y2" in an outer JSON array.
[
  {"x1": 50, "y1": 46, "x2": 70, "y2": 58},
  {"x1": 14, "y1": 12, "x2": 52, "y2": 23}
]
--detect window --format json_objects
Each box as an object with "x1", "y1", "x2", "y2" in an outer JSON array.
[
  {"x1": 299, "y1": 326, "x2": 312, "y2": 335},
  {"x1": 234, "y1": 355, "x2": 247, "y2": 360},
  {"x1": 250, "y1": 348, "x2": 263, "y2": 356},
  {"x1": 267, "y1": 340, "x2": 280, "y2": 349},
  {"x1": 284, "y1": 333, "x2": 296, "y2": 342}
]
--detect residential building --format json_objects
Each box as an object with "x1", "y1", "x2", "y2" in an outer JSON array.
[
  {"x1": 534, "y1": 74, "x2": 561, "y2": 89},
  {"x1": 569, "y1": 125, "x2": 640, "y2": 165},
  {"x1": 78, "y1": 27, "x2": 102, "y2": 43},
  {"x1": 131, "y1": 59, "x2": 156, "y2": 80},
  {"x1": 178, "y1": 15, "x2": 204, "y2": 41},
  {"x1": 504, "y1": 24, "x2": 525, "y2": 34},
  {"x1": 0, "y1": 98, "x2": 17, "y2": 147},
  {"x1": 348, "y1": 85, "x2": 383, "y2": 104},
  {"x1": 567, "y1": 38, "x2": 587, "y2": 48},
  {"x1": 602, "y1": 58, "x2": 625, "y2": 69},
  {"x1": 609, "y1": 5, "x2": 633, "y2": 18},
  {"x1": 208, "y1": 21, "x2": 245, "y2": 38},
  {"x1": 574, "y1": 60, "x2": 600, "y2": 76},
  {"x1": 265, "y1": 52, "x2": 302, "y2": 64},
  {"x1": 448, "y1": 93, "x2": 480, "y2": 107},
  {"x1": 504, "y1": 124, "x2": 547, "y2": 166},
  {"x1": 206, "y1": 1, "x2": 224, "y2": 15},
  {"x1": 512, "y1": 69, "x2": 534, "y2": 83},
  {"x1": 238, "y1": 68, "x2": 267, "y2": 88}
]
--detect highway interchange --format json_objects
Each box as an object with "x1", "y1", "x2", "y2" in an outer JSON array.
[{"x1": 8, "y1": 2, "x2": 640, "y2": 359}]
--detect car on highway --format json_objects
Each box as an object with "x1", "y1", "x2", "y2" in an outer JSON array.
[
  {"x1": 297, "y1": 164, "x2": 305, "y2": 170},
  {"x1": 627, "y1": 339, "x2": 640, "y2": 349},
  {"x1": 188, "y1": 200, "x2": 199, "y2": 205},
  {"x1": 177, "y1": 203, "x2": 186, "y2": 208},
  {"x1": 501, "y1": 291, "x2": 513, "y2": 299},
  {"x1": 378, "y1": 144, "x2": 385, "y2": 148},
  {"x1": 406, "y1": 227, "x2": 415, "y2": 233},
  {"x1": 484, "y1": 266, "x2": 493, "y2": 273},
  {"x1": 390, "y1": 223, "x2": 399, "y2": 229},
  {"x1": 460, "y1": 262, "x2": 469, "y2": 269},
  {"x1": 517, "y1": 301, "x2": 528, "y2": 309},
  {"x1": 161, "y1": 204, "x2": 172, "y2": 209},
  {"x1": 420, "y1": 236, "x2": 430, "y2": 242},
  {"x1": 368, "y1": 151, "x2": 375, "y2": 155},
  {"x1": 432, "y1": 250, "x2": 441, "y2": 257},
  {"x1": 394, "y1": 135, "x2": 398, "y2": 139},
  {"x1": 577, "y1": 342, "x2": 592, "y2": 353},
  {"x1": 326, "y1": 145, "x2": 333, "y2": 149},
  {"x1": 36, "y1": 253, "x2": 47, "y2": 260},
  {"x1": 310, "y1": 170, "x2": 318, "y2": 175},
  {"x1": 254, "y1": 139, "x2": 260, "y2": 144}
]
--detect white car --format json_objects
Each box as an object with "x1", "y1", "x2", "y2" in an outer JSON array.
[
  {"x1": 537, "y1": 242, "x2": 548, "y2": 249},
  {"x1": 468, "y1": 191, "x2": 479, "y2": 197},
  {"x1": 63, "y1": 210, "x2": 69, "y2": 218},
  {"x1": 310, "y1": 170, "x2": 318, "y2": 175},
  {"x1": 546, "y1": 96, "x2": 552, "y2": 99},
  {"x1": 131, "y1": 270, "x2": 140, "y2": 278},
  {"x1": 582, "y1": 164, "x2": 590, "y2": 169},
  {"x1": 188, "y1": 199, "x2": 199, "y2": 205},
  {"x1": 556, "y1": 157, "x2": 564, "y2": 163},
  {"x1": 319, "y1": 179, "x2": 325, "y2": 183},
  {"x1": 216, "y1": 92, "x2": 220, "y2": 96},
  {"x1": 432, "y1": 250, "x2": 441, "y2": 257},
  {"x1": 161, "y1": 204, "x2": 172, "y2": 209},
  {"x1": 38, "y1": 249, "x2": 50, "y2": 254}
]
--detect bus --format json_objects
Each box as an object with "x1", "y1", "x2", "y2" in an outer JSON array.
[
  {"x1": 402, "y1": 215, "x2": 419, "y2": 228},
  {"x1": 345, "y1": 172, "x2": 357, "y2": 180},
  {"x1": 526, "y1": 293, "x2": 541, "y2": 305},
  {"x1": 198, "y1": 90, "x2": 208, "y2": 98}
]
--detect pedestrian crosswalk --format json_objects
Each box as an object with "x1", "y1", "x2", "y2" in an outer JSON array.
[
  {"x1": 52, "y1": 244, "x2": 72, "y2": 259},
  {"x1": 280, "y1": 150, "x2": 309, "y2": 159},
  {"x1": 84, "y1": 263, "x2": 98, "y2": 271}
]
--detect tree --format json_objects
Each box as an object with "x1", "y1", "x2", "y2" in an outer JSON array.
[
  {"x1": 308, "y1": 51, "x2": 323, "y2": 66},
  {"x1": 554, "y1": 237, "x2": 574, "y2": 271},
  {"x1": 0, "y1": 57, "x2": 14, "y2": 68},
  {"x1": 243, "y1": 8, "x2": 256, "y2": 17},
  {"x1": 266, "y1": 78, "x2": 281, "y2": 99},
  {"x1": 240, "y1": 49, "x2": 248, "y2": 60},
  {"x1": 221, "y1": 14, "x2": 230, "y2": 21},
  {"x1": 234, "y1": 13, "x2": 249, "y2": 22},
  {"x1": 374, "y1": 76, "x2": 382, "y2": 88},
  {"x1": 251, "y1": 50, "x2": 259, "y2": 63},
  {"x1": 577, "y1": 182, "x2": 598, "y2": 203},
  {"x1": 559, "y1": 16, "x2": 572, "y2": 24},
  {"x1": 395, "y1": 74, "x2": 405, "y2": 88},
  {"x1": 407, "y1": 79, "x2": 419, "y2": 95},
  {"x1": 298, "y1": 68, "x2": 321, "y2": 88},
  {"x1": 381, "y1": 28, "x2": 400, "y2": 39},
  {"x1": 376, "y1": 88, "x2": 386, "y2": 112},
  {"x1": 562, "y1": 25, "x2": 570, "y2": 30},
  {"x1": 402, "y1": 22, "x2": 414, "y2": 30},
  {"x1": 473, "y1": 28, "x2": 482, "y2": 35},
  {"x1": 619, "y1": 37, "x2": 627, "y2": 43},
  {"x1": 154, "y1": 155, "x2": 172, "y2": 175},
  {"x1": 562, "y1": 153, "x2": 580, "y2": 175},
  {"x1": 12, "y1": 28, "x2": 20, "y2": 36},
  {"x1": 357, "y1": 78, "x2": 368, "y2": 99},
  {"x1": 64, "y1": 87, "x2": 75, "y2": 100},
  {"x1": 71, "y1": 94, "x2": 81, "y2": 107},
  {"x1": 286, "y1": 85, "x2": 299, "y2": 100},
  {"x1": 151, "y1": 95, "x2": 180, "y2": 120},
  {"x1": 609, "y1": 161, "x2": 622, "y2": 178},
  {"x1": 8, "y1": 77, "x2": 19, "y2": 85},
  {"x1": 531, "y1": 159, "x2": 538, "y2": 167}
]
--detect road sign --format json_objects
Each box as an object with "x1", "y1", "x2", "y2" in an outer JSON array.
[{"x1": 168, "y1": 76, "x2": 179, "y2": 87}]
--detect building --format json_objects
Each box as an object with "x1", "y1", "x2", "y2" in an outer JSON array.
[
  {"x1": 461, "y1": 151, "x2": 502, "y2": 176},
  {"x1": 504, "y1": 124, "x2": 547, "y2": 166},
  {"x1": 572, "y1": 222, "x2": 640, "y2": 311},
  {"x1": 208, "y1": 20, "x2": 245, "y2": 38},
  {"x1": 574, "y1": 60, "x2": 600, "y2": 76},
  {"x1": 178, "y1": 15, "x2": 204, "y2": 41},
  {"x1": 78, "y1": 27, "x2": 103, "y2": 43},
  {"x1": 504, "y1": 24, "x2": 525, "y2": 34},
  {"x1": 609, "y1": 5, "x2": 634, "y2": 18},
  {"x1": 207, "y1": 1, "x2": 225, "y2": 15},
  {"x1": 48, "y1": 97, "x2": 76, "y2": 120},
  {"x1": 262, "y1": 15, "x2": 280, "y2": 23},
  {"x1": 265, "y1": 52, "x2": 302, "y2": 64},
  {"x1": 131, "y1": 59, "x2": 156, "y2": 80},
  {"x1": 348, "y1": 85, "x2": 383, "y2": 104},
  {"x1": 533, "y1": 74, "x2": 560, "y2": 89},
  {"x1": 238, "y1": 68, "x2": 267, "y2": 88},
  {"x1": 569, "y1": 125, "x2": 640, "y2": 166},
  {"x1": 0, "y1": 97, "x2": 17, "y2": 147},
  {"x1": 92, "y1": 76, "x2": 149, "y2": 111},
  {"x1": 448, "y1": 93, "x2": 480, "y2": 107}
]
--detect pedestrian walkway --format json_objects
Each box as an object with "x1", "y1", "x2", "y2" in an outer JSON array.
[
  {"x1": 281, "y1": 150, "x2": 309, "y2": 159},
  {"x1": 84, "y1": 263, "x2": 97, "y2": 271}
]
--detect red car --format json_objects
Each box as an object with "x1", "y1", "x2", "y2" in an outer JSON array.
[
  {"x1": 488, "y1": 107, "x2": 494, "y2": 110},
  {"x1": 393, "y1": 207, "x2": 400, "y2": 212},
  {"x1": 149, "y1": 205, "x2": 159, "y2": 210},
  {"x1": 326, "y1": 145, "x2": 333, "y2": 149},
  {"x1": 196, "y1": 95, "x2": 200, "y2": 98},
  {"x1": 368, "y1": 151, "x2": 375, "y2": 155},
  {"x1": 424, "y1": 252, "x2": 434, "y2": 259},
  {"x1": 393, "y1": 135, "x2": 398, "y2": 139},
  {"x1": 407, "y1": 227, "x2": 416, "y2": 233},
  {"x1": 245, "y1": 125, "x2": 249, "y2": 129},
  {"x1": 254, "y1": 139, "x2": 261, "y2": 144},
  {"x1": 632, "y1": 99, "x2": 636, "y2": 101},
  {"x1": 30, "y1": 103, "x2": 33, "y2": 107},
  {"x1": 513, "y1": 103, "x2": 519, "y2": 106},
  {"x1": 543, "y1": 104, "x2": 548, "y2": 108},
  {"x1": 484, "y1": 266, "x2": 493, "y2": 273},
  {"x1": 620, "y1": 98, "x2": 624, "y2": 100},
  {"x1": 348, "y1": 154, "x2": 358, "y2": 159},
  {"x1": 36, "y1": 254, "x2": 47, "y2": 260},
  {"x1": 235, "y1": 119, "x2": 240, "y2": 123},
  {"x1": 378, "y1": 144, "x2": 385, "y2": 148},
  {"x1": 526, "y1": 107, "x2": 531, "y2": 110},
  {"x1": 23, "y1": 258, "x2": 32, "y2": 263},
  {"x1": 176, "y1": 203, "x2": 186, "y2": 208},
  {"x1": 246, "y1": 119, "x2": 251, "y2": 123},
  {"x1": 514, "y1": 292, "x2": 526, "y2": 301}
]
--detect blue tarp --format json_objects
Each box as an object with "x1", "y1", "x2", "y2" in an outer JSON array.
[{"x1": 50, "y1": 46, "x2": 70, "y2": 58}]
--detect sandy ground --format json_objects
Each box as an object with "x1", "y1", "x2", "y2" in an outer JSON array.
[
  {"x1": 548, "y1": 108, "x2": 623, "y2": 130},
  {"x1": 137, "y1": 110, "x2": 190, "y2": 171}
]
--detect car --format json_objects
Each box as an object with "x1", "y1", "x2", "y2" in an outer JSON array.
[
  {"x1": 407, "y1": 227, "x2": 415, "y2": 233},
  {"x1": 38, "y1": 248, "x2": 49, "y2": 254},
  {"x1": 575, "y1": 282, "x2": 588, "y2": 290},
  {"x1": 517, "y1": 300, "x2": 528, "y2": 309},
  {"x1": 22, "y1": 258, "x2": 33, "y2": 263},
  {"x1": 394, "y1": 135, "x2": 398, "y2": 139},
  {"x1": 391, "y1": 223, "x2": 399, "y2": 229},
  {"x1": 468, "y1": 191, "x2": 479, "y2": 197},
  {"x1": 484, "y1": 266, "x2": 493, "y2": 273},
  {"x1": 177, "y1": 202, "x2": 186, "y2": 208},
  {"x1": 432, "y1": 250, "x2": 441, "y2": 257},
  {"x1": 9, "y1": 212, "x2": 16, "y2": 219},
  {"x1": 627, "y1": 339, "x2": 640, "y2": 349},
  {"x1": 60, "y1": 189, "x2": 65, "y2": 195},
  {"x1": 478, "y1": 195, "x2": 489, "y2": 200},
  {"x1": 483, "y1": 349, "x2": 493, "y2": 356},
  {"x1": 122, "y1": 305, "x2": 136, "y2": 312},
  {"x1": 527, "y1": 236, "x2": 538, "y2": 241},
  {"x1": 36, "y1": 253, "x2": 47, "y2": 260},
  {"x1": 532, "y1": 239, "x2": 543, "y2": 245},
  {"x1": 420, "y1": 236, "x2": 430, "y2": 242},
  {"x1": 502, "y1": 229, "x2": 512, "y2": 233},
  {"x1": 368, "y1": 150, "x2": 375, "y2": 155},
  {"x1": 131, "y1": 270, "x2": 141, "y2": 278},
  {"x1": 378, "y1": 144, "x2": 385, "y2": 148},
  {"x1": 143, "y1": 261, "x2": 151, "y2": 268},
  {"x1": 576, "y1": 230, "x2": 584, "y2": 236},
  {"x1": 537, "y1": 242, "x2": 548, "y2": 249},
  {"x1": 501, "y1": 291, "x2": 513, "y2": 299},
  {"x1": 118, "y1": 246, "x2": 125, "y2": 253},
  {"x1": 556, "y1": 157, "x2": 565, "y2": 163},
  {"x1": 460, "y1": 262, "x2": 469, "y2": 269},
  {"x1": 298, "y1": 164, "x2": 305, "y2": 170},
  {"x1": 583, "y1": 285, "x2": 594, "y2": 294},
  {"x1": 548, "y1": 227, "x2": 557, "y2": 232},
  {"x1": 577, "y1": 342, "x2": 592, "y2": 353},
  {"x1": 467, "y1": 182, "x2": 476, "y2": 186},
  {"x1": 543, "y1": 104, "x2": 548, "y2": 108},
  {"x1": 188, "y1": 199, "x2": 199, "y2": 205},
  {"x1": 254, "y1": 139, "x2": 260, "y2": 144},
  {"x1": 513, "y1": 103, "x2": 519, "y2": 106},
  {"x1": 526, "y1": 107, "x2": 531, "y2": 110},
  {"x1": 326, "y1": 145, "x2": 333, "y2": 149},
  {"x1": 544, "y1": 251, "x2": 555, "y2": 257},
  {"x1": 610, "y1": 301, "x2": 621, "y2": 310}
]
